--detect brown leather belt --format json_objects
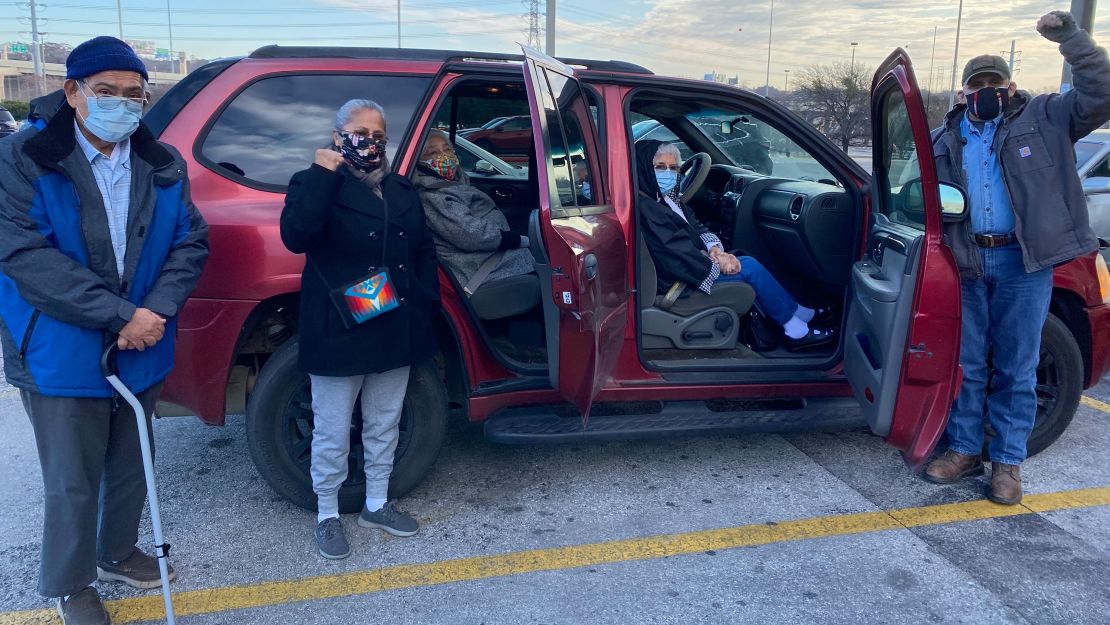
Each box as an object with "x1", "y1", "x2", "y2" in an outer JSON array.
[{"x1": 974, "y1": 233, "x2": 1015, "y2": 248}]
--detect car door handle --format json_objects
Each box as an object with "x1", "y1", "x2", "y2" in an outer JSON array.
[
  {"x1": 583, "y1": 254, "x2": 598, "y2": 280},
  {"x1": 493, "y1": 188, "x2": 512, "y2": 199}
]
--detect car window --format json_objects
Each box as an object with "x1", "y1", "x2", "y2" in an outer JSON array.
[
  {"x1": 499, "y1": 117, "x2": 530, "y2": 131},
  {"x1": 1075, "y1": 141, "x2": 1103, "y2": 171},
  {"x1": 199, "y1": 74, "x2": 432, "y2": 189},
  {"x1": 540, "y1": 69, "x2": 601, "y2": 210},
  {"x1": 1089, "y1": 157, "x2": 1110, "y2": 179},
  {"x1": 684, "y1": 111, "x2": 832, "y2": 180},
  {"x1": 430, "y1": 88, "x2": 532, "y2": 173},
  {"x1": 876, "y1": 87, "x2": 925, "y2": 230},
  {"x1": 0, "y1": 110, "x2": 14, "y2": 122}
]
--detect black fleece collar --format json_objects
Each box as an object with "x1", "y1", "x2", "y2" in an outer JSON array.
[{"x1": 22, "y1": 96, "x2": 175, "y2": 174}]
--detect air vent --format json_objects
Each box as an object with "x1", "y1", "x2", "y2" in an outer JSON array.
[
  {"x1": 820, "y1": 197, "x2": 837, "y2": 211},
  {"x1": 789, "y1": 195, "x2": 804, "y2": 221}
]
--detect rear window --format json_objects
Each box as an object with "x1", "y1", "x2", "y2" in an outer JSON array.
[
  {"x1": 1075, "y1": 140, "x2": 1103, "y2": 170},
  {"x1": 199, "y1": 73, "x2": 432, "y2": 189}
]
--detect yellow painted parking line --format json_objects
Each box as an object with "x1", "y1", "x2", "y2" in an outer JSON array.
[
  {"x1": 1, "y1": 486, "x2": 1108, "y2": 625},
  {"x1": 1080, "y1": 395, "x2": 1110, "y2": 414}
]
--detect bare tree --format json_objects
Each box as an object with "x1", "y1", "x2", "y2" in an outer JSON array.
[{"x1": 793, "y1": 62, "x2": 871, "y2": 152}]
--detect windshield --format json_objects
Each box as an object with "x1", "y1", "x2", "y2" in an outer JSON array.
[
  {"x1": 0, "y1": 110, "x2": 14, "y2": 122},
  {"x1": 684, "y1": 110, "x2": 834, "y2": 181},
  {"x1": 1075, "y1": 140, "x2": 1103, "y2": 170}
]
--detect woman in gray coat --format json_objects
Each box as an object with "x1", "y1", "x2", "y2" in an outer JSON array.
[{"x1": 413, "y1": 130, "x2": 533, "y2": 290}]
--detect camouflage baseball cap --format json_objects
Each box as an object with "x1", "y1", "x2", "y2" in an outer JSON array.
[{"x1": 961, "y1": 54, "x2": 1011, "y2": 85}]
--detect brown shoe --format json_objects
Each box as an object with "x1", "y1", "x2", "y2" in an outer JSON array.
[
  {"x1": 923, "y1": 450, "x2": 984, "y2": 484},
  {"x1": 97, "y1": 547, "x2": 176, "y2": 589},
  {"x1": 57, "y1": 587, "x2": 110, "y2": 625},
  {"x1": 989, "y1": 463, "x2": 1022, "y2": 505}
]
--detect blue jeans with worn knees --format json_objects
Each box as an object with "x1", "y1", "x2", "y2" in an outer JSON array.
[
  {"x1": 717, "y1": 255, "x2": 799, "y2": 325},
  {"x1": 946, "y1": 244, "x2": 1052, "y2": 465}
]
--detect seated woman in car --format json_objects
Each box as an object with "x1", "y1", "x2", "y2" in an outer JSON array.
[
  {"x1": 413, "y1": 129, "x2": 534, "y2": 292},
  {"x1": 636, "y1": 139, "x2": 834, "y2": 351}
]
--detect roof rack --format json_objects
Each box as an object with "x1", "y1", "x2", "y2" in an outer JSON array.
[{"x1": 247, "y1": 45, "x2": 652, "y2": 75}]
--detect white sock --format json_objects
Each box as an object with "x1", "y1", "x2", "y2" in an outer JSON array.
[
  {"x1": 317, "y1": 493, "x2": 340, "y2": 525},
  {"x1": 365, "y1": 497, "x2": 388, "y2": 513},
  {"x1": 783, "y1": 315, "x2": 809, "y2": 339},
  {"x1": 795, "y1": 306, "x2": 815, "y2": 323}
]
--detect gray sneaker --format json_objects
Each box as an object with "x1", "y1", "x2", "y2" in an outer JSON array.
[
  {"x1": 57, "y1": 587, "x2": 110, "y2": 625},
  {"x1": 358, "y1": 501, "x2": 419, "y2": 537},
  {"x1": 315, "y1": 517, "x2": 350, "y2": 559}
]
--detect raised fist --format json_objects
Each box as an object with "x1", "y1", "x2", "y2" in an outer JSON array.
[{"x1": 1037, "y1": 11, "x2": 1080, "y2": 43}]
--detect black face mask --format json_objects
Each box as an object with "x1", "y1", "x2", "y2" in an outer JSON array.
[
  {"x1": 966, "y1": 86, "x2": 1010, "y2": 121},
  {"x1": 337, "y1": 131, "x2": 387, "y2": 173}
]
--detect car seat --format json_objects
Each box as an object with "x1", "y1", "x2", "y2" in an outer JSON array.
[{"x1": 638, "y1": 234, "x2": 756, "y2": 349}]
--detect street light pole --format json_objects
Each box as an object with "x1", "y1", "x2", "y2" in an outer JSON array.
[
  {"x1": 166, "y1": 0, "x2": 175, "y2": 74},
  {"x1": 850, "y1": 41, "x2": 858, "y2": 73},
  {"x1": 764, "y1": 0, "x2": 773, "y2": 97},
  {"x1": 116, "y1": 0, "x2": 124, "y2": 39},
  {"x1": 546, "y1": 0, "x2": 556, "y2": 55},
  {"x1": 926, "y1": 26, "x2": 938, "y2": 111},
  {"x1": 784, "y1": 69, "x2": 790, "y2": 92},
  {"x1": 948, "y1": 0, "x2": 964, "y2": 110}
]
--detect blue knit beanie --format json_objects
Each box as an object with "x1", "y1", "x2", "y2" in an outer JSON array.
[{"x1": 66, "y1": 36, "x2": 149, "y2": 82}]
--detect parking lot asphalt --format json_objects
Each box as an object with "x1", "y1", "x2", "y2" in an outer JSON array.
[{"x1": 0, "y1": 373, "x2": 1108, "y2": 625}]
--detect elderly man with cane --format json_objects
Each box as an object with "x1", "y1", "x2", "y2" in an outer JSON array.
[{"x1": 0, "y1": 37, "x2": 208, "y2": 624}]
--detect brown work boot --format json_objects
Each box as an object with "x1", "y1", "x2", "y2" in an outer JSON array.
[
  {"x1": 989, "y1": 463, "x2": 1023, "y2": 505},
  {"x1": 922, "y1": 450, "x2": 984, "y2": 484}
]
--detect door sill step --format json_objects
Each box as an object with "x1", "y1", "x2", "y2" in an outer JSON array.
[{"x1": 484, "y1": 398, "x2": 864, "y2": 444}]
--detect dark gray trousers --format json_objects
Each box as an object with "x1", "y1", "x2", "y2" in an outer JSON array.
[{"x1": 20, "y1": 384, "x2": 162, "y2": 598}]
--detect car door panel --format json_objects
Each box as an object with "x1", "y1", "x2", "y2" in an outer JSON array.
[
  {"x1": 845, "y1": 49, "x2": 962, "y2": 466},
  {"x1": 520, "y1": 46, "x2": 628, "y2": 421}
]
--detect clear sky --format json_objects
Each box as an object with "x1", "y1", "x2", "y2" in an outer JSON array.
[{"x1": 2, "y1": 0, "x2": 1107, "y2": 92}]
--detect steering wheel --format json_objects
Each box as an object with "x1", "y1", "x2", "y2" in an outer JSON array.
[{"x1": 679, "y1": 152, "x2": 711, "y2": 203}]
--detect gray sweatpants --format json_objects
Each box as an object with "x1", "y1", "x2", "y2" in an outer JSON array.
[
  {"x1": 309, "y1": 367, "x2": 410, "y2": 514},
  {"x1": 20, "y1": 384, "x2": 162, "y2": 598}
]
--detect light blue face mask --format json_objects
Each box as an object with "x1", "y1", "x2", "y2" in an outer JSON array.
[
  {"x1": 79, "y1": 84, "x2": 142, "y2": 143},
  {"x1": 655, "y1": 170, "x2": 678, "y2": 195}
]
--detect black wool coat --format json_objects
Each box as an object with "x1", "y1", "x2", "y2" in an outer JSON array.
[{"x1": 280, "y1": 164, "x2": 440, "y2": 376}]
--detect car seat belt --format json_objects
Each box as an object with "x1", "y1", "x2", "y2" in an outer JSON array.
[{"x1": 463, "y1": 250, "x2": 507, "y2": 297}]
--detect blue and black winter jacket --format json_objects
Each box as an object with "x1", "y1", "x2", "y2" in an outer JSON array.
[{"x1": 0, "y1": 91, "x2": 209, "y2": 397}]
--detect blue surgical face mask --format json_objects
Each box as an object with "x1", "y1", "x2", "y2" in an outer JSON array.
[
  {"x1": 79, "y1": 83, "x2": 142, "y2": 143},
  {"x1": 655, "y1": 170, "x2": 677, "y2": 195}
]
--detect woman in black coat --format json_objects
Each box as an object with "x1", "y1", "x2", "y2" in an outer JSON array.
[
  {"x1": 280, "y1": 99, "x2": 439, "y2": 559},
  {"x1": 635, "y1": 139, "x2": 833, "y2": 351}
]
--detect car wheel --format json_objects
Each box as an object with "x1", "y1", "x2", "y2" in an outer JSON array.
[
  {"x1": 983, "y1": 313, "x2": 1082, "y2": 458},
  {"x1": 246, "y1": 339, "x2": 449, "y2": 512}
]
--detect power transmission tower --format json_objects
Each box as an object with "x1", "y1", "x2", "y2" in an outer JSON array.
[{"x1": 523, "y1": 0, "x2": 542, "y2": 49}]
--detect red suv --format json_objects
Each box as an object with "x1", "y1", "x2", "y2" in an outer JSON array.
[{"x1": 144, "y1": 45, "x2": 1110, "y2": 512}]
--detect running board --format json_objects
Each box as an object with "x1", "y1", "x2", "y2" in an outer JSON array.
[{"x1": 484, "y1": 398, "x2": 865, "y2": 444}]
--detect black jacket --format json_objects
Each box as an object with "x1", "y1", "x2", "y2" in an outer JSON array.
[
  {"x1": 280, "y1": 164, "x2": 439, "y2": 376},
  {"x1": 933, "y1": 29, "x2": 1110, "y2": 278},
  {"x1": 635, "y1": 139, "x2": 715, "y2": 294}
]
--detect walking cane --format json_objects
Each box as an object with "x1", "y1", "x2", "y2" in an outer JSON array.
[{"x1": 101, "y1": 343, "x2": 177, "y2": 625}]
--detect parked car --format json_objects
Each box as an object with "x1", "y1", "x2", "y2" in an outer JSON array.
[
  {"x1": 1075, "y1": 129, "x2": 1110, "y2": 259},
  {"x1": 142, "y1": 46, "x2": 1110, "y2": 512},
  {"x1": 459, "y1": 114, "x2": 534, "y2": 159},
  {"x1": 454, "y1": 134, "x2": 527, "y2": 179},
  {"x1": 0, "y1": 107, "x2": 18, "y2": 137}
]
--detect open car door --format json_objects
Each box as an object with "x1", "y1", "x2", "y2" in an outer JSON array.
[
  {"x1": 520, "y1": 46, "x2": 628, "y2": 422},
  {"x1": 844, "y1": 49, "x2": 964, "y2": 466}
]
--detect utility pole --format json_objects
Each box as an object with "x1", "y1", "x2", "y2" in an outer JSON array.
[
  {"x1": 850, "y1": 41, "x2": 858, "y2": 73},
  {"x1": 1061, "y1": 0, "x2": 1097, "y2": 92},
  {"x1": 166, "y1": 0, "x2": 175, "y2": 74},
  {"x1": 28, "y1": 0, "x2": 44, "y2": 86},
  {"x1": 947, "y1": 0, "x2": 964, "y2": 110},
  {"x1": 926, "y1": 26, "x2": 938, "y2": 112},
  {"x1": 784, "y1": 69, "x2": 789, "y2": 92},
  {"x1": 545, "y1": 0, "x2": 555, "y2": 56},
  {"x1": 1008, "y1": 39, "x2": 1016, "y2": 74},
  {"x1": 764, "y1": 0, "x2": 773, "y2": 97},
  {"x1": 116, "y1": 0, "x2": 124, "y2": 39},
  {"x1": 397, "y1": 0, "x2": 402, "y2": 48}
]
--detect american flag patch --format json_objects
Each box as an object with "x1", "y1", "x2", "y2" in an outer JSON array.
[{"x1": 1019, "y1": 146, "x2": 1032, "y2": 157}]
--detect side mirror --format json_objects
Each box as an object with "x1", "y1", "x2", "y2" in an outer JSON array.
[
  {"x1": 938, "y1": 181, "x2": 968, "y2": 222},
  {"x1": 474, "y1": 159, "x2": 497, "y2": 175},
  {"x1": 1082, "y1": 176, "x2": 1110, "y2": 195}
]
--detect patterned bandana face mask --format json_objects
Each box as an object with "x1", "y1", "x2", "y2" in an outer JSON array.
[
  {"x1": 337, "y1": 131, "x2": 387, "y2": 172},
  {"x1": 424, "y1": 153, "x2": 460, "y2": 181}
]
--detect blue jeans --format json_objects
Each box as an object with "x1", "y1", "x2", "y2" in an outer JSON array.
[
  {"x1": 718, "y1": 256, "x2": 798, "y2": 325},
  {"x1": 946, "y1": 244, "x2": 1052, "y2": 465}
]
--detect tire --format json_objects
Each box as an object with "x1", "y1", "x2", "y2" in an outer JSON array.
[
  {"x1": 246, "y1": 339, "x2": 449, "y2": 513},
  {"x1": 983, "y1": 313, "x2": 1082, "y2": 458}
]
